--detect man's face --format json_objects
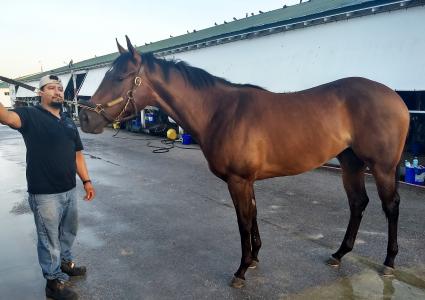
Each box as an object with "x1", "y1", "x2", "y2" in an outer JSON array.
[{"x1": 40, "y1": 83, "x2": 64, "y2": 109}]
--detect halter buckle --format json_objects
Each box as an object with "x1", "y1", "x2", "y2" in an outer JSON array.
[
  {"x1": 134, "y1": 77, "x2": 142, "y2": 86},
  {"x1": 94, "y1": 104, "x2": 104, "y2": 114}
]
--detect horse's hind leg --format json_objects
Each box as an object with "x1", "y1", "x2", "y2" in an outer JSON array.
[
  {"x1": 250, "y1": 188, "x2": 261, "y2": 269},
  {"x1": 328, "y1": 148, "x2": 369, "y2": 267},
  {"x1": 227, "y1": 176, "x2": 256, "y2": 288},
  {"x1": 371, "y1": 164, "x2": 400, "y2": 276}
]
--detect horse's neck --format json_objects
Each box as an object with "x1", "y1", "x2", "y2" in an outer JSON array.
[{"x1": 148, "y1": 72, "x2": 220, "y2": 146}]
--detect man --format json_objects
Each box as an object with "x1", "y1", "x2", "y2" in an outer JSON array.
[{"x1": 0, "y1": 75, "x2": 95, "y2": 300}]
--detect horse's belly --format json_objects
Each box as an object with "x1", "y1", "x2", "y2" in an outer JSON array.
[
  {"x1": 258, "y1": 139, "x2": 349, "y2": 179},
  {"x1": 258, "y1": 160, "x2": 324, "y2": 179}
]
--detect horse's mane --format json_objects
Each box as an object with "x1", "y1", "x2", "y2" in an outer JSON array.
[{"x1": 140, "y1": 52, "x2": 266, "y2": 91}]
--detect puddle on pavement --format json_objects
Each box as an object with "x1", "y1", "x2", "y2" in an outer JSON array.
[
  {"x1": 277, "y1": 235, "x2": 425, "y2": 299},
  {"x1": 77, "y1": 227, "x2": 106, "y2": 249},
  {"x1": 285, "y1": 269, "x2": 425, "y2": 300},
  {"x1": 9, "y1": 188, "x2": 26, "y2": 194},
  {"x1": 9, "y1": 199, "x2": 32, "y2": 215}
]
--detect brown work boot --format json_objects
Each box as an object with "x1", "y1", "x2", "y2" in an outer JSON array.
[
  {"x1": 61, "y1": 261, "x2": 87, "y2": 277},
  {"x1": 45, "y1": 279, "x2": 78, "y2": 300}
]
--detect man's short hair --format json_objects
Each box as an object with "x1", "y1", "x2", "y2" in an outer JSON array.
[{"x1": 39, "y1": 75, "x2": 62, "y2": 89}]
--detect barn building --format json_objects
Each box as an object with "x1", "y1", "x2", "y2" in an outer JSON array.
[{"x1": 3, "y1": 0, "x2": 425, "y2": 156}]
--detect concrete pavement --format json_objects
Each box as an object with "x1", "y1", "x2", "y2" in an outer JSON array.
[{"x1": 0, "y1": 125, "x2": 424, "y2": 299}]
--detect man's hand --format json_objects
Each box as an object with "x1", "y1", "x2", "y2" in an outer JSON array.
[{"x1": 83, "y1": 182, "x2": 96, "y2": 201}]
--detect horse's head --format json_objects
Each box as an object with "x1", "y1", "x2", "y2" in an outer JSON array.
[{"x1": 79, "y1": 36, "x2": 155, "y2": 133}]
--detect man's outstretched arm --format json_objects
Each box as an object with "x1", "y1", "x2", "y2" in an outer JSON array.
[{"x1": 0, "y1": 103, "x2": 21, "y2": 128}]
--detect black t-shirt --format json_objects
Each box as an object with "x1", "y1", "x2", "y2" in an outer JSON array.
[{"x1": 12, "y1": 105, "x2": 84, "y2": 194}]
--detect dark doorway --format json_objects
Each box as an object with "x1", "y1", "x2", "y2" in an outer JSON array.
[{"x1": 396, "y1": 91, "x2": 425, "y2": 157}]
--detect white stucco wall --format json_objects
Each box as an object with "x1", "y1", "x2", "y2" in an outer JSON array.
[
  {"x1": 15, "y1": 81, "x2": 39, "y2": 98},
  {"x1": 170, "y1": 6, "x2": 425, "y2": 93},
  {"x1": 78, "y1": 67, "x2": 109, "y2": 96}
]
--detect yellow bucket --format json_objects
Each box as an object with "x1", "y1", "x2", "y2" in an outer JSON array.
[{"x1": 166, "y1": 128, "x2": 177, "y2": 140}]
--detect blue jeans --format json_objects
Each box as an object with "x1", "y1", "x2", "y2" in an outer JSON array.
[{"x1": 28, "y1": 188, "x2": 78, "y2": 281}]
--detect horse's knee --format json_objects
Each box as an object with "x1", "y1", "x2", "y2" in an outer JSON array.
[
  {"x1": 349, "y1": 196, "x2": 369, "y2": 217},
  {"x1": 381, "y1": 196, "x2": 400, "y2": 219}
]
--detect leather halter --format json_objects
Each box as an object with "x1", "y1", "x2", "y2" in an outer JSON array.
[{"x1": 78, "y1": 65, "x2": 146, "y2": 124}]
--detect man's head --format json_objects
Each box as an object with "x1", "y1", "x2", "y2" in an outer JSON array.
[{"x1": 38, "y1": 75, "x2": 64, "y2": 109}]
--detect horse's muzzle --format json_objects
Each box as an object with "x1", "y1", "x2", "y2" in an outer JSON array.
[{"x1": 78, "y1": 109, "x2": 105, "y2": 134}]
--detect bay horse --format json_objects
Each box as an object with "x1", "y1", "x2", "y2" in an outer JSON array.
[{"x1": 79, "y1": 36, "x2": 409, "y2": 288}]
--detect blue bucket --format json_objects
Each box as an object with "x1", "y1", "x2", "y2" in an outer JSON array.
[
  {"x1": 414, "y1": 167, "x2": 425, "y2": 185},
  {"x1": 405, "y1": 167, "x2": 415, "y2": 184},
  {"x1": 181, "y1": 133, "x2": 192, "y2": 145}
]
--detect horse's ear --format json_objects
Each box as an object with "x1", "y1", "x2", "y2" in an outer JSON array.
[
  {"x1": 125, "y1": 35, "x2": 141, "y2": 63},
  {"x1": 125, "y1": 35, "x2": 134, "y2": 53},
  {"x1": 116, "y1": 38, "x2": 126, "y2": 54}
]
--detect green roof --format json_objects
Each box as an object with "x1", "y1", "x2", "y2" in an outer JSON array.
[{"x1": 18, "y1": 0, "x2": 413, "y2": 82}]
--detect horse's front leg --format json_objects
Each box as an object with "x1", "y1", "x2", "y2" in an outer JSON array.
[{"x1": 227, "y1": 176, "x2": 255, "y2": 288}]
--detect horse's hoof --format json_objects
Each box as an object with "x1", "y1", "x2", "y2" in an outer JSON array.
[
  {"x1": 248, "y1": 260, "x2": 258, "y2": 269},
  {"x1": 230, "y1": 276, "x2": 245, "y2": 288},
  {"x1": 382, "y1": 266, "x2": 395, "y2": 277},
  {"x1": 326, "y1": 256, "x2": 341, "y2": 267}
]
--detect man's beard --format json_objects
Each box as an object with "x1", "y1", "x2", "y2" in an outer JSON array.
[{"x1": 49, "y1": 101, "x2": 63, "y2": 109}]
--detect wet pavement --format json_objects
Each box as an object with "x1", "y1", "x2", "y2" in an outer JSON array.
[{"x1": 0, "y1": 124, "x2": 424, "y2": 299}]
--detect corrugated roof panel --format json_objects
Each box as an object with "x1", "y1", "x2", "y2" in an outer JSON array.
[{"x1": 145, "y1": 0, "x2": 369, "y2": 49}]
